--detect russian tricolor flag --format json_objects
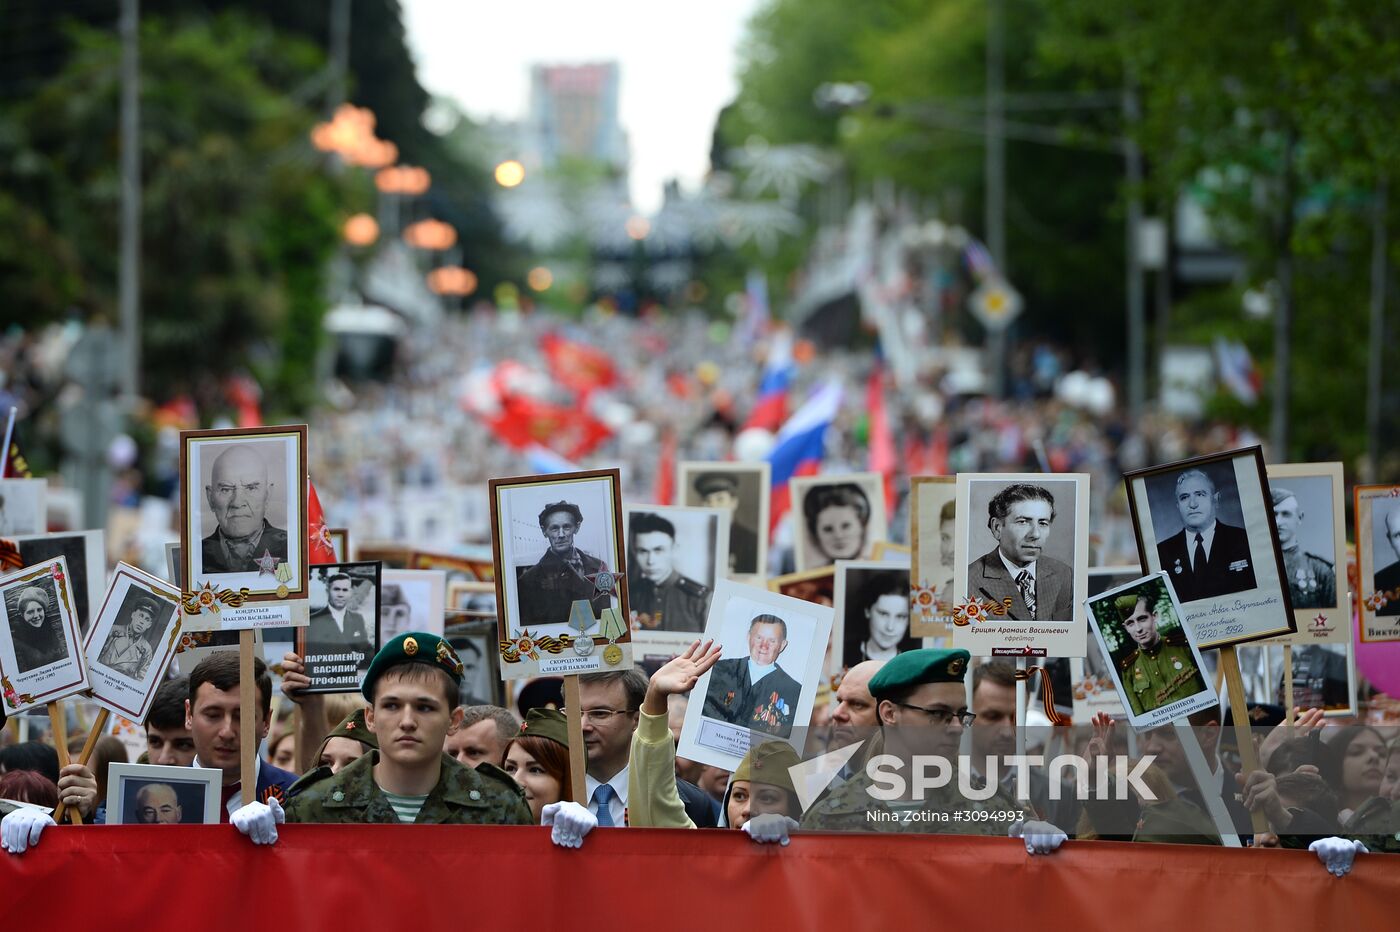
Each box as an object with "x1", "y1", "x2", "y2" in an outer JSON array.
[
  {"x1": 767, "y1": 380, "x2": 843, "y2": 533},
  {"x1": 743, "y1": 328, "x2": 795, "y2": 432}
]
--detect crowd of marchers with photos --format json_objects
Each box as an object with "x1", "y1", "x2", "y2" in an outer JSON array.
[{"x1": 1, "y1": 313, "x2": 1399, "y2": 879}]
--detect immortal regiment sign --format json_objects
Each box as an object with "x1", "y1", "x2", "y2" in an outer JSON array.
[
  {"x1": 1355, "y1": 482, "x2": 1400, "y2": 643},
  {"x1": 178, "y1": 425, "x2": 312, "y2": 631},
  {"x1": 295, "y1": 561, "x2": 381, "y2": 693},
  {"x1": 0, "y1": 557, "x2": 87, "y2": 713},
  {"x1": 624, "y1": 503, "x2": 729, "y2": 657},
  {"x1": 908, "y1": 476, "x2": 956, "y2": 638},
  {"x1": 83, "y1": 563, "x2": 182, "y2": 721},
  {"x1": 950, "y1": 473, "x2": 1091, "y2": 657},
  {"x1": 833, "y1": 560, "x2": 918, "y2": 673},
  {"x1": 678, "y1": 462, "x2": 769, "y2": 578},
  {"x1": 676, "y1": 578, "x2": 833, "y2": 771},
  {"x1": 1264, "y1": 463, "x2": 1347, "y2": 644}
]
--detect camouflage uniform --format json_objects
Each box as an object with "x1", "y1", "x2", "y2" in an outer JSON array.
[
  {"x1": 1342, "y1": 796, "x2": 1400, "y2": 854},
  {"x1": 800, "y1": 764, "x2": 1027, "y2": 835},
  {"x1": 1280, "y1": 545, "x2": 1335, "y2": 611},
  {"x1": 284, "y1": 750, "x2": 532, "y2": 825},
  {"x1": 1119, "y1": 630, "x2": 1206, "y2": 717}
]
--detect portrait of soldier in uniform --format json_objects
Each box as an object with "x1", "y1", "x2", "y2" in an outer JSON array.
[
  {"x1": 96, "y1": 593, "x2": 171, "y2": 680},
  {"x1": 702, "y1": 613, "x2": 803, "y2": 738},
  {"x1": 516, "y1": 501, "x2": 612, "y2": 627},
  {"x1": 692, "y1": 472, "x2": 759, "y2": 576},
  {"x1": 199, "y1": 443, "x2": 289, "y2": 576},
  {"x1": 1106, "y1": 590, "x2": 1206, "y2": 717},
  {"x1": 628, "y1": 511, "x2": 712, "y2": 633},
  {"x1": 1269, "y1": 485, "x2": 1335, "y2": 611}
]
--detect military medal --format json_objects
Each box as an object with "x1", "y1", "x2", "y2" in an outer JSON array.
[
  {"x1": 599, "y1": 607, "x2": 626, "y2": 666},
  {"x1": 1173, "y1": 660, "x2": 1183, "y2": 670},
  {"x1": 568, "y1": 600, "x2": 597, "y2": 656}
]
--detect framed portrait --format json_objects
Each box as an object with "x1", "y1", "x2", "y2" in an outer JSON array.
[
  {"x1": 165, "y1": 543, "x2": 252, "y2": 673},
  {"x1": 295, "y1": 561, "x2": 382, "y2": 694},
  {"x1": 1354, "y1": 484, "x2": 1400, "y2": 642},
  {"x1": 675, "y1": 579, "x2": 834, "y2": 772},
  {"x1": 410, "y1": 550, "x2": 481, "y2": 588},
  {"x1": 179, "y1": 425, "x2": 310, "y2": 628},
  {"x1": 1272, "y1": 641, "x2": 1357, "y2": 717},
  {"x1": 1086, "y1": 572, "x2": 1218, "y2": 729},
  {"x1": 1262, "y1": 463, "x2": 1347, "y2": 645},
  {"x1": 790, "y1": 472, "x2": 889, "y2": 572},
  {"x1": 677, "y1": 461, "x2": 770, "y2": 579},
  {"x1": 447, "y1": 620, "x2": 505, "y2": 708},
  {"x1": 327, "y1": 528, "x2": 349, "y2": 563},
  {"x1": 624, "y1": 504, "x2": 730, "y2": 639},
  {"x1": 1126, "y1": 447, "x2": 1296, "y2": 648},
  {"x1": 355, "y1": 544, "x2": 413, "y2": 569},
  {"x1": 0, "y1": 557, "x2": 88, "y2": 713},
  {"x1": 0, "y1": 478, "x2": 46, "y2": 536},
  {"x1": 380, "y1": 569, "x2": 446, "y2": 641},
  {"x1": 12, "y1": 530, "x2": 105, "y2": 636},
  {"x1": 870, "y1": 541, "x2": 911, "y2": 562},
  {"x1": 489, "y1": 469, "x2": 630, "y2": 679},
  {"x1": 909, "y1": 475, "x2": 956, "y2": 637},
  {"x1": 447, "y1": 580, "x2": 497, "y2": 616},
  {"x1": 833, "y1": 561, "x2": 919, "y2": 673},
  {"x1": 952, "y1": 473, "x2": 1091, "y2": 658},
  {"x1": 1069, "y1": 566, "x2": 1141, "y2": 721},
  {"x1": 83, "y1": 563, "x2": 182, "y2": 721},
  {"x1": 105, "y1": 763, "x2": 221, "y2": 825}
]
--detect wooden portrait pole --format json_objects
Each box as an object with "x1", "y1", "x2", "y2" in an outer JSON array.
[
  {"x1": 1282, "y1": 644, "x2": 1295, "y2": 726},
  {"x1": 1218, "y1": 645, "x2": 1269, "y2": 834},
  {"x1": 46, "y1": 700, "x2": 81, "y2": 824},
  {"x1": 53, "y1": 708, "x2": 110, "y2": 824},
  {"x1": 239, "y1": 630, "x2": 258, "y2": 799},
  {"x1": 563, "y1": 676, "x2": 587, "y2": 806}
]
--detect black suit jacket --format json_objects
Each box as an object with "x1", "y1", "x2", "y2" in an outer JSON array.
[
  {"x1": 677, "y1": 778, "x2": 719, "y2": 828},
  {"x1": 308, "y1": 607, "x2": 369, "y2": 649},
  {"x1": 968, "y1": 549, "x2": 1074, "y2": 621},
  {"x1": 1157, "y1": 521, "x2": 1256, "y2": 602},
  {"x1": 702, "y1": 658, "x2": 803, "y2": 738}
]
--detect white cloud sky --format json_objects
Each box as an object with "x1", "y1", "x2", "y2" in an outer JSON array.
[{"x1": 400, "y1": 0, "x2": 762, "y2": 214}]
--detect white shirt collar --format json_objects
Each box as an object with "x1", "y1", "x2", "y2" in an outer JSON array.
[
  {"x1": 747, "y1": 659, "x2": 778, "y2": 682},
  {"x1": 584, "y1": 765, "x2": 629, "y2": 825},
  {"x1": 1188, "y1": 521, "x2": 1218, "y2": 557},
  {"x1": 999, "y1": 550, "x2": 1037, "y2": 581}
]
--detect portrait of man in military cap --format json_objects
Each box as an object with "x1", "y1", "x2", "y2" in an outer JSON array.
[
  {"x1": 625, "y1": 505, "x2": 728, "y2": 635},
  {"x1": 83, "y1": 564, "x2": 184, "y2": 723},
  {"x1": 679, "y1": 462, "x2": 770, "y2": 577},
  {"x1": 1268, "y1": 480, "x2": 1336, "y2": 612},
  {"x1": 96, "y1": 588, "x2": 175, "y2": 680},
  {"x1": 1087, "y1": 574, "x2": 1215, "y2": 726}
]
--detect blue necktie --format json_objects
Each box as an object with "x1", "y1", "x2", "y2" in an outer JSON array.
[{"x1": 592, "y1": 784, "x2": 615, "y2": 827}]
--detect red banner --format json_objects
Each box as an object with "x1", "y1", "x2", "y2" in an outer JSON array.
[{"x1": 3, "y1": 826, "x2": 1391, "y2": 929}]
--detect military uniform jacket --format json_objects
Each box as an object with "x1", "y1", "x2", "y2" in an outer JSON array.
[
  {"x1": 1280, "y1": 546, "x2": 1334, "y2": 611},
  {"x1": 1156, "y1": 522, "x2": 1255, "y2": 602},
  {"x1": 630, "y1": 570, "x2": 710, "y2": 632},
  {"x1": 1119, "y1": 631, "x2": 1206, "y2": 717},
  {"x1": 201, "y1": 520, "x2": 290, "y2": 575},
  {"x1": 702, "y1": 658, "x2": 802, "y2": 738},
  {"x1": 284, "y1": 751, "x2": 532, "y2": 825},
  {"x1": 799, "y1": 764, "x2": 1027, "y2": 835},
  {"x1": 517, "y1": 548, "x2": 611, "y2": 628}
]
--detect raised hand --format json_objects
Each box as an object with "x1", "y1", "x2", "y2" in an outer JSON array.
[{"x1": 641, "y1": 640, "x2": 722, "y2": 715}]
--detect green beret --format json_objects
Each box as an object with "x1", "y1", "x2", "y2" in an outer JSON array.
[
  {"x1": 1270, "y1": 486, "x2": 1297, "y2": 507},
  {"x1": 361, "y1": 631, "x2": 464, "y2": 701},
  {"x1": 1114, "y1": 593, "x2": 1144, "y2": 621},
  {"x1": 518, "y1": 707, "x2": 569, "y2": 749},
  {"x1": 733, "y1": 740, "x2": 801, "y2": 794},
  {"x1": 320, "y1": 708, "x2": 377, "y2": 754},
  {"x1": 867, "y1": 648, "x2": 970, "y2": 700},
  {"x1": 694, "y1": 473, "x2": 738, "y2": 497}
]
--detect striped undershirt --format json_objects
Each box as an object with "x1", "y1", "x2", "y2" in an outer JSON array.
[{"x1": 382, "y1": 791, "x2": 429, "y2": 824}]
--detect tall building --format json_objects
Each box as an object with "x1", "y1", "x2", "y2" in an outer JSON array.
[{"x1": 527, "y1": 62, "x2": 628, "y2": 176}]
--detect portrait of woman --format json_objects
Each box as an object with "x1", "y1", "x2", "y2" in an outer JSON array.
[
  {"x1": 801, "y1": 482, "x2": 873, "y2": 567},
  {"x1": 7, "y1": 584, "x2": 66, "y2": 674}
]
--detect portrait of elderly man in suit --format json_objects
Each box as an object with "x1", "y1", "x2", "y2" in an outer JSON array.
[
  {"x1": 1154, "y1": 468, "x2": 1255, "y2": 603},
  {"x1": 967, "y1": 483, "x2": 1073, "y2": 621}
]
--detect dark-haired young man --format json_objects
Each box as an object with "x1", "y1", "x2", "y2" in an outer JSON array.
[{"x1": 146, "y1": 675, "x2": 196, "y2": 766}]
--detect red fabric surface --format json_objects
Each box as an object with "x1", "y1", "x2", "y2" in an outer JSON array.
[{"x1": 3, "y1": 826, "x2": 1393, "y2": 930}]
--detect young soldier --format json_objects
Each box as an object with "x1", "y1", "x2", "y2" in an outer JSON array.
[{"x1": 232, "y1": 632, "x2": 596, "y2": 847}]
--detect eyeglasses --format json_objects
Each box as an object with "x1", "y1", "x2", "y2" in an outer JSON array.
[
  {"x1": 563, "y1": 708, "x2": 637, "y2": 725},
  {"x1": 894, "y1": 703, "x2": 976, "y2": 727}
]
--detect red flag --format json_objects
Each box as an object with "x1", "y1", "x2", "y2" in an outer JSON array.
[
  {"x1": 539, "y1": 333, "x2": 619, "y2": 400},
  {"x1": 653, "y1": 429, "x2": 676, "y2": 505},
  {"x1": 307, "y1": 479, "x2": 337, "y2": 565},
  {"x1": 226, "y1": 375, "x2": 263, "y2": 429},
  {"x1": 865, "y1": 365, "x2": 896, "y2": 513}
]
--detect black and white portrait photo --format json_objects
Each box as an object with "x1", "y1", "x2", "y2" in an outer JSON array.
[
  {"x1": 0, "y1": 558, "x2": 87, "y2": 712},
  {"x1": 835, "y1": 563, "x2": 917, "y2": 669},
  {"x1": 791, "y1": 473, "x2": 888, "y2": 572},
  {"x1": 626, "y1": 505, "x2": 729, "y2": 636},
  {"x1": 677, "y1": 579, "x2": 833, "y2": 772},
  {"x1": 490, "y1": 469, "x2": 630, "y2": 679},
  {"x1": 379, "y1": 569, "x2": 446, "y2": 641},
  {"x1": 910, "y1": 476, "x2": 956, "y2": 637},
  {"x1": 678, "y1": 462, "x2": 770, "y2": 578},
  {"x1": 1127, "y1": 447, "x2": 1294, "y2": 648},
  {"x1": 107, "y1": 764, "x2": 221, "y2": 825},
  {"x1": 1368, "y1": 494, "x2": 1400, "y2": 618},
  {"x1": 180, "y1": 425, "x2": 308, "y2": 602},
  {"x1": 1266, "y1": 463, "x2": 1346, "y2": 639},
  {"x1": 13, "y1": 530, "x2": 104, "y2": 636},
  {"x1": 295, "y1": 561, "x2": 381, "y2": 693},
  {"x1": 0, "y1": 478, "x2": 46, "y2": 536},
  {"x1": 83, "y1": 564, "x2": 182, "y2": 722}
]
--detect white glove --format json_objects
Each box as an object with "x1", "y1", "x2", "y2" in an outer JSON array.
[
  {"x1": 742, "y1": 813, "x2": 799, "y2": 846},
  {"x1": 1309, "y1": 837, "x2": 1367, "y2": 877},
  {"x1": 1, "y1": 808, "x2": 56, "y2": 855},
  {"x1": 231, "y1": 797, "x2": 285, "y2": 846},
  {"x1": 1010, "y1": 819, "x2": 1067, "y2": 855},
  {"x1": 540, "y1": 800, "x2": 597, "y2": 849}
]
